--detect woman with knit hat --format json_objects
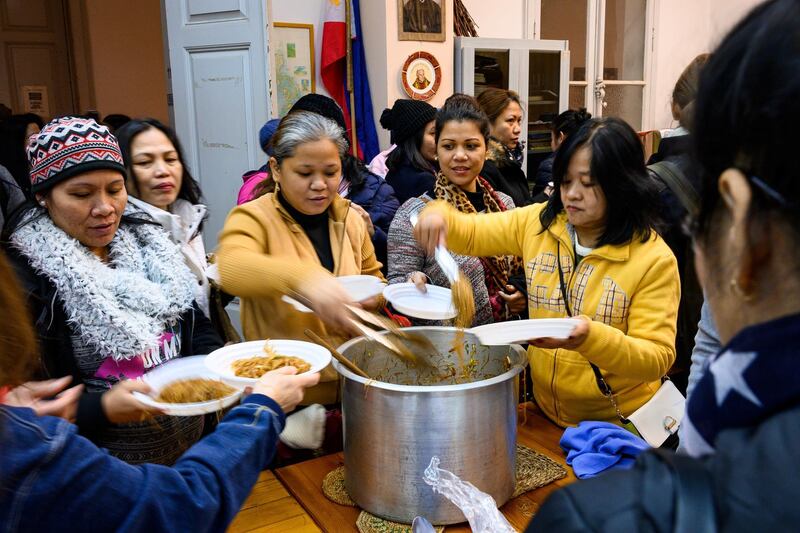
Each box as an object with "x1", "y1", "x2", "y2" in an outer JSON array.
[
  {"x1": 387, "y1": 94, "x2": 526, "y2": 326},
  {"x1": 6, "y1": 116, "x2": 223, "y2": 464},
  {"x1": 380, "y1": 98, "x2": 438, "y2": 205}
]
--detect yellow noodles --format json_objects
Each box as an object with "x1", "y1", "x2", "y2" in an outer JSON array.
[
  {"x1": 451, "y1": 276, "x2": 476, "y2": 329},
  {"x1": 231, "y1": 341, "x2": 311, "y2": 378},
  {"x1": 156, "y1": 378, "x2": 235, "y2": 403}
]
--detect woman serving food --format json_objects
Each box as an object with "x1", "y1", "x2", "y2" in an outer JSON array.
[{"x1": 414, "y1": 117, "x2": 680, "y2": 427}]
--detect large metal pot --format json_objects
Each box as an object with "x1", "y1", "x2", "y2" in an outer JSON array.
[{"x1": 334, "y1": 327, "x2": 527, "y2": 525}]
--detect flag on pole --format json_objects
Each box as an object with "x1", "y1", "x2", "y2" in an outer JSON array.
[
  {"x1": 349, "y1": 0, "x2": 380, "y2": 162},
  {"x1": 321, "y1": 0, "x2": 380, "y2": 162},
  {"x1": 321, "y1": 0, "x2": 351, "y2": 132}
]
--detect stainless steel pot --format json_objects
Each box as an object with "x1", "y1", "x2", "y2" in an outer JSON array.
[{"x1": 334, "y1": 327, "x2": 527, "y2": 525}]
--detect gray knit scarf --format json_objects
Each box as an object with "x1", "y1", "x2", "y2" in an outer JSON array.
[{"x1": 11, "y1": 206, "x2": 196, "y2": 361}]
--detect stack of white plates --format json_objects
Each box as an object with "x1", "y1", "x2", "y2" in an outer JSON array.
[
  {"x1": 282, "y1": 274, "x2": 386, "y2": 312},
  {"x1": 382, "y1": 282, "x2": 457, "y2": 320},
  {"x1": 469, "y1": 318, "x2": 582, "y2": 345}
]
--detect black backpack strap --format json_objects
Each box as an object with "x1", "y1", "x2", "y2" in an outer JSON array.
[{"x1": 648, "y1": 160, "x2": 700, "y2": 218}]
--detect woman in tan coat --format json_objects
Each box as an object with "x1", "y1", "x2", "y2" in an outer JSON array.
[{"x1": 217, "y1": 111, "x2": 383, "y2": 407}]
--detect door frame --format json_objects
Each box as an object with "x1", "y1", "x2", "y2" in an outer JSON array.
[{"x1": 526, "y1": 0, "x2": 657, "y2": 130}]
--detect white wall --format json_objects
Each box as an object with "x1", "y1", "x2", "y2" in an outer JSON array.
[
  {"x1": 461, "y1": 0, "x2": 526, "y2": 39},
  {"x1": 650, "y1": 0, "x2": 765, "y2": 129}
]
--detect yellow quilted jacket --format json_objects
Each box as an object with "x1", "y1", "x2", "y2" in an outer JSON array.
[
  {"x1": 422, "y1": 201, "x2": 680, "y2": 427},
  {"x1": 217, "y1": 192, "x2": 384, "y2": 405}
]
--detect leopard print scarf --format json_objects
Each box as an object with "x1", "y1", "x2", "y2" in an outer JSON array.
[{"x1": 433, "y1": 172, "x2": 524, "y2": 289}]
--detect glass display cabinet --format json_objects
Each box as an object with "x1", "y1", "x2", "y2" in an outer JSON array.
[{"x1": 455, "y1": 37, "x2": 570, "y2": 180}]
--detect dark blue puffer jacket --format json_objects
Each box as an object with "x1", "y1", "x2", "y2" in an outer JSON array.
[{"x1": 348, "y1": 169, "x2": 399, "y2": 270}]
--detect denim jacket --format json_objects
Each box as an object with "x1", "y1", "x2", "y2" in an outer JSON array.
[{"x1": 0, "y1": 394, "x2": 285, "y2": 532}]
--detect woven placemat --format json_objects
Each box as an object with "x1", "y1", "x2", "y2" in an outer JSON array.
[
  {"x1": 356, "y1": 511, "x2": 445, "y2": 533},
  {"x1": 323, "y1": 445, "x2": 567, "y2": 528},
  {"x1": 322, "y1": 465, "x2": 356, "y2": 506},
  {"x1": 512, "y1": 444, "x2": 567, "y2": 497}
]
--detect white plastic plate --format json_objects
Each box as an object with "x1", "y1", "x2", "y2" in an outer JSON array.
[
  {"x1": 205, "y1": 339, "x2": 332, "y2": 388},
  {"x1": 383, "y1": 282, "x2": 457, "y2": 320},
  {"x1": 469, "y1": 318, "x2": 583, "y2": 345},
  {"x1": 282, "y1": 275, "x2": 386, "y2": 313},
  {"x1": 132, "y1": 356, "x2": 242, "y2": 416}
]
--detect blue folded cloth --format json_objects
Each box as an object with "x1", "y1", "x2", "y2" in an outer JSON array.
[{"x1": 560, "y1": 421, "x2": 650, "y2": 479}]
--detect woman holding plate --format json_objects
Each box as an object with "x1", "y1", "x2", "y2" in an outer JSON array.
[
  {"x1": 6, "y1": 117, "x2": 223, "y2": 464},
  {"x1": 217, "y1": 111, "x2": 384, "y2": 408},
  {"x1": 414, "y1": 116, "x2": 679, "y2": 428},
  {"x1": 387, "y1": 94, "x2": 526, "y2": 327}
]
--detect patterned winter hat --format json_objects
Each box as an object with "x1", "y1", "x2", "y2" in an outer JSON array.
[{"x1": 27, "y1": 116, "x2": 126, "y2": 193}]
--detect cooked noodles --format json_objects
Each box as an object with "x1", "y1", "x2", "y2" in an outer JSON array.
[
  {"x1": 451, "y1": 276, "x2": 476, "y2": 329},
  {"x1": 156, "y1": 378, "x2": 235, "y2": 403},
  {"x1": 231, "y1": 341, "x2": 311, "y2": 378}
]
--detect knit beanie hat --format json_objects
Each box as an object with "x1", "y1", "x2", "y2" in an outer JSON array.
[
  {"x1": 379, "y1": 99, "x2": 437, "y2": 145},
  {"x1": 290, "y1": 93, "x2": 347, "y2": 133},
  {"x1": 27, "y1": 116, "x2": 126, "y2": 194},
  {"x1": 259, "y1": 118, "x2": 281, "y2": 156}
]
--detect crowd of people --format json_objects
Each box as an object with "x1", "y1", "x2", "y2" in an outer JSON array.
[{"x1": 1, "y1": 0, "x2": 799, "y2": 529}]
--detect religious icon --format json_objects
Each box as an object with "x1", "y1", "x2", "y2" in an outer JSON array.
[
  {"x1": 398, "y1": 0, "x2": 446, "y2": 42},
  {"x1": 402, "y1": 52, "x2": 441, "y2": 101}
]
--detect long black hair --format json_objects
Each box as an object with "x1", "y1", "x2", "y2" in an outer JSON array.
[
  {"x1": 385, "y1": 126, "x2": 435, "y2": 173},
  {"x1": 115, "y1": 118, "x2": 203, "y2": 206},
  {"x1": 540, "y1": 117, "x2": 662, "y2": 246},
  {"x1": 0, "y1": 113, "x2": 44, "y2": 199},
  {"x1": 692, "y1": 0, "x2": 800, "y2": 245}
]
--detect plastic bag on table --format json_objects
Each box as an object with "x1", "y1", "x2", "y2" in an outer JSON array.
[{"x1": 422, "y1": 456, "x2": 516, "y2": 532}]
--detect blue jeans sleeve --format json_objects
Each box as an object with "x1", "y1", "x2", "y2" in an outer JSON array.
[{"x1": 37, "y1": 394, "x2": 285, "y2": 533}]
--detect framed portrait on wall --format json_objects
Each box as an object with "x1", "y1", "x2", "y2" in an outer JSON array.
[
  {"x1": 271, "y1": 23, "x2": 315, "y2": 116},
  {"x1": 401, "y1": 51, "x2": 441, "y2": 101},
  {"x1": 398, "y1": 0, "x2": 445, "y2": 42}
]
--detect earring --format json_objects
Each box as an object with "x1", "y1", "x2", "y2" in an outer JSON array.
[
  {"x1": 39, "y1": 200, "x2": 46, "y2": 208},
  {"x1": 730, "y1": 278, "x2": 754, "y2": 302}
]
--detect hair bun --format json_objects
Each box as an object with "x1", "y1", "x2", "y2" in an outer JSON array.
[
  {"x1": 575, "y1": 107, "x2": 592, "y2": 124},
  {"x1": 379, "y1": 108, "x2": 394, "y2": 130}
]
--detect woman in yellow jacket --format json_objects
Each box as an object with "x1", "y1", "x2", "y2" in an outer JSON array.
[
  {"x1": 415, "y1": 117, "x2": 679, "y2": 427},
  {"x1": 217, "y1": 111, "x2": 384, "y2": 407}
]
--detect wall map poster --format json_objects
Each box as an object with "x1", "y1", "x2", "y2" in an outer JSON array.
[{"x1": 272, "y1": 23, "x2": 315, "y2": 116}]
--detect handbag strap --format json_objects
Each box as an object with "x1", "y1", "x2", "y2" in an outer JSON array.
[{"x1": 556, "y1": 241, "x2": 629, "y2": 423}]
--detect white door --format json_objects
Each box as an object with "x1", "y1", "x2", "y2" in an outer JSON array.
[
  {"x1": 163, "y1": 0, "x2": 270, "y2": 250},
  {"x1": 537, "y1": 0, "x2": 653, "y2": 130}
]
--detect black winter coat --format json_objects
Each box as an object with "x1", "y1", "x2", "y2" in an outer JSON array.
[
  {"x1": 385, "y1": 159, "x2": 436, "y2": 206},
  {"x1": 348, "y1": 169, "x2": 400, "y2": 269},
  {"x1": 481, "y1": 140, "x2": 532, "y2": 207},
  {"x1": 6, "y1": 247, "x2": 223, "y2": 434},
  {"x1": 527, "y1": 405, "x2": 800, "y2": 532}
]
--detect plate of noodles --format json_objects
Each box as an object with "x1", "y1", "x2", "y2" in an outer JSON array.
[
  {"x1": 383, "y1": 283, "x2": 458, "y2": 320},
  {"x1": 132, "y1": 356, "x2": 243, "y2": 416},
  {"x1": 205, "y1": 339, "x2": 332, "y2": 388},
  {"x1": 282, "y1": 275, "x2": 386, "y2": 313}
]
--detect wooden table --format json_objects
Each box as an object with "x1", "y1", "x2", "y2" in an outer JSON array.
[{"x1": 229, "y1": 403, "x2": 574, "y2": 532}]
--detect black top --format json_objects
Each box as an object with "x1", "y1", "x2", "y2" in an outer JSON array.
[
  {"x1": 464, "y1": 186, "x2": 486, "y2": 213},
  {"x1": 278, "y1": 191, "x2": 334, "y2": 271}
]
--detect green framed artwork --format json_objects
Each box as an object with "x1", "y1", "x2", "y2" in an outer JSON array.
[{"x1": 272, "y1": 23, "x2": 316, "y2": 116}]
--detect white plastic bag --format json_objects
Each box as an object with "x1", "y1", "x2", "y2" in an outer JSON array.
[{"x1": 422, "y1": 456, "x2": 516, "y2": 533}]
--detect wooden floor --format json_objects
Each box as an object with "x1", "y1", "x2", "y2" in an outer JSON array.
[{"x1": 227, "y1": 471, "x2": 320, "y2": 533}]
